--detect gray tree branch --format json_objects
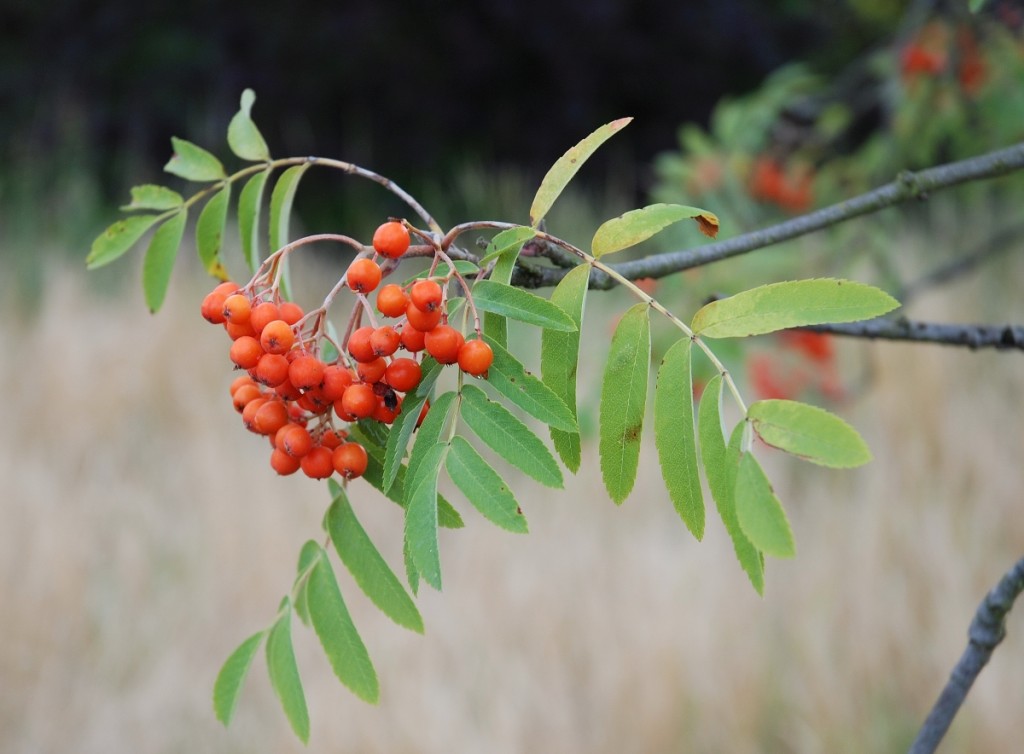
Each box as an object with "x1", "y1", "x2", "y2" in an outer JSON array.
[
  {"x1": 806, "y1": 319, "x2": 1024, "y2": 351},
  {"x1": 908, "y1": 556, "x2": 1024, "y2": 754}
]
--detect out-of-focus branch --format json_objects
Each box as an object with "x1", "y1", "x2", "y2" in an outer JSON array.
[
  {"x1": 908, "y1": 556, "x2": 1024, "y2": 754},
  {"x1": 806, "y1": 318, "x2": 1024, "y2": 351}
]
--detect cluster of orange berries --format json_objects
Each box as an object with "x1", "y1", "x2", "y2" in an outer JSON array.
[{"x1": 199, "y1": 221, "x2": 494, "y2": 481}]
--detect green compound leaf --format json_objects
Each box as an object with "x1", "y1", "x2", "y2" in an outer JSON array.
[
  {"x1": 481, "y1": 334, "x2": 577, "y2": 433},
  {"x1": 196, "y1": 183, "x2": 231, "y2": 279},
  {"x1": 87, "y1": 214, "x2": 163, "y2": 269},
  {"x1": 530, "y1": 117, "x2": 633, "y2": 227},
  {"x1": 383, "y1": 357, "x2": 443, "y2": 494},
  {"x1": 735, "y1": 453, "x2": 796, "y2": 559},
  {"x1": 142, "y1": 209, "x2": 187, "y2": 313},
  {"x1": 293, "y1": 539, "x2": 320, "y2": 628},
  {"x1": 227, "y1": 88, "x2": 271, "y2": 162},
  {"x1": 698, "y1": 377, "x2": 764, "y2": 594},
  {"x1": 541, "y1": 262, "x2": 590, "y2": 472},
  {"x1": 460, "y1": 383, "x2": 563, "y2": 489},
  {"x1": 307, "y1": 549, "x2": 380, "y2": 703},
  {"x1": 238, "y1": 168, "x2": 271, "y2": 272},
  {"x1": 326, "y1": 480, "x2": 424, "y2": 633},
  {"x1": 265, "y1": 600, "x2": 309, "y2": 743},
  {"x1": 213, "y1": 631, "x2": 265, "y2": 726},
  {"x1": 691, "y1": 279, "x2": 900, "y2": 338},
  {"x1": 479, "y1": 226, "x2": 537, "y2": 265},
  {"x1": 446, "y1": 436, "x2": 528, "y2": 534},
  {"x1": 163, "y1": 136, "x2": 227, "y2": 182},
  {"x1": 599, "y1": 303, "x2": 651, "y2": 504},
  {"x1": 404, "y1": 443, "x2": 449, "y2": 591},
  {"x1": 470, "y1": 280, "x2": 577, "y2": 332},
  {"x1": 747, "y1": 399, "x2": 871, "y2": 468},
  {"x1": 121, "y1": 184, "x2": 183, "y2": 211},
  {"x1": 592, "y1": 203, "x2": 719, "y2": 257},
  {"x1": 654, "y1": 338, "x2": 704, "y2": 539}
]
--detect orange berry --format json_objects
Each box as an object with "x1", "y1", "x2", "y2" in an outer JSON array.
[
  {"x1": 230, "y1": 374, "x2": 257, "y2": 397},
  {"x1": 297, "y1": 390, "x2": 331, "y2": 415},
  {"x1": 288, "y1": 354, "x2": 325, "y2": 390},
  {"x1": 277, "y1": 423, "x2": 313, "y2": 457},
  {"x1": 410, "y1": 279, "x2": 443, "y2": 312},
  {"x1": 270, "y1": 447, "x2": 302, "y2": 476},
  {"x1": 346, "y1": 257, "x2": 382, "y2": 294},
  {"x1": 230, "y1": 335, "x2": 264, "y2": 370},
  {"x1": 321, "y1": 364, "x2": 355, "y2": 402},
  {"x1": 370, "y1": 326, "x2": 401, "y2": 357},
  {"x1": 300, "y1": 446, "x2": 335, "y2": 479},
  {"x1": 260, "y1": 319, "x2": 295, "y2": 355},
  {"x1": 319, "y1": 427, "x2": 347, "y2": 449},
  {"x1": 254, "y1": 352, "x2": 291, "y2": 387},
  {"x1": 253, "y1": 400, "x2": 289, "y2": 436},
  {"x1": 373, "y1": 393, "x2": 402, "y2": 424},
  {"x1": 376, "y1": 284, "x2": 409, "y2": 318},
  {"x1": 405, "y1": 301, "x2": 442, "y2": 332},
  {"x1": 425, "y1": 325, "x2": 464, "y2": 364},
  {"x1": 249, "y1": 301, "x2": 281, "y2": 335},
  {"x1": 357, "y1": 357, "x2": 387, "y2": 384},
  {"x1": 275, "y1": 377, "x2": 302, "y2": 402},
  {"x1": 457, "y1": 338, "x2": 494, "y2": 377},
  {"x1": 201, "y1": 281, "x2": 238, "y2": 323},
  {"x1": 224, "y1": 318, "x2": 257, "y2": 340},
  {"x1": 222, "y1": 294, "x2": 252, "y2": 325},
  {"x1": 279, "y1": 301, "x2": 305, "y2": 326},
  {"x1": 385, "y1": 358, "x2": 422, "y2": 393},
  {"x1": 232, "y1": 383, "x2": 263, "y2": 412},
  {"x1": 372, "y1": 221, "x2": 411, "y2": 259},
  {"x1": 347, "y1": 326, "x2": 377, "y2": 363},
  {"x1": 241, "y1": 396, "x2": 269, "y2": 431},
  {"x1": 400, "y1": 325, "x2": 426, "y2": 352},
  {"x1": 332, "y1": 442, "x2": 369, "y2": 479},
  {"x1": 341, "y1": 383, "x2": 376, "y2": 419}
]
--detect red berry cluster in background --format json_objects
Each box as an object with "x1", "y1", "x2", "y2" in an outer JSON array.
[
  {"x1": 199, "y1": 221, "x2": 493, "y2": 480},
  {"x1": 749, "y1": 155, "x2": 814, "y2": 214}
]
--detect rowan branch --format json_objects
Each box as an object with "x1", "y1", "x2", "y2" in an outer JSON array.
[
  {"x1": 806, "y1": 318, "x2": 1024, "y2": 351},
  {"x1": 908, "y1": 556, "x2": 1024, "y2": 754},
  {"x1": 512, "y1": 141, "x2": 1024, "y2": 289}
]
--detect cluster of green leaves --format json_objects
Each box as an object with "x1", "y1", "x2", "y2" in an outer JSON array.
[{"x1": 88, "y1": 97, "x2": 900, "y2": 741}]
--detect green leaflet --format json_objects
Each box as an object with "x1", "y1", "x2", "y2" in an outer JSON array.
[
  {"x1": 482, "y1": 231, "x2": 527, "y2": 349},
  {"x1": 406, "y1": 390, "x2": 458, "y2": 486},
  {"x1": 87, "y1": 214, "x2": 162, "y2": 269},
  {"x1": 213, "y1": 631, "x2": 264, "y2": 726},
  {"x1": 470, "y1": 280, "x2": 577, "y2": 331},
  {"x1": 142, "y1": 209, "x2": 187, "y2": 313},
  {"x1": 307, "y1": 550, "x2": 380, "y2": 703},
  {"x1": 481, "y1": 334, "x2": 577, "y2": 433},
  {"x1": 599, "y1": 303, "x2": 651, "y2": 504},
  {"x1": 541, "y1": 262, "x2": 590, "y2": 472},
  {"x1": 265, "y1": 600, "x2": 309, "y2": 743},
  {"x1": 195, "y1": 183, "x2": 231, "y2": 279},
  {"x1": 460, "y1": 383, "x2": 563, "y2": 489},
  {"x1": 269, "y1": 164, "x2": 311, "y2": 298},
  {"x1": 698, "y1": 377, "x2": 764, "y2": 594},
  {"x1": 691, "y1": 279, "x2": 900, "y2": 338},
  {"x1": 735, "y1": 453, "x2": 796, "y2": 559},
  {"x1": 238, "y1": 168, "x2": 271, "y2": 272},
  {"x1": 326, "y1": 480, "x2": 424, "y2": 633},
  {"x1": 404, "y1": 443, "x2": 449, "y2": 591},
  {"x1": 163, "y1": 136, "x2": 226, "y2": 182},
  {"x1": 654, "y1": 338, "x2": 704, "y2": 539},
  {"x1": 121, "y1": 184, "x2": 183, "y2": 211},
  {"x1": 404, "y1": 260, "x2": 480, "y2": 283},
  {"x1": 293, "y1": 539, "x2": 320, "y2": 628},
  {"x1": 592, "y1": 203, "x2": 719, "y2": 257},
  {"x1": 446, "y1": 436, "x2": 528, "y2": 534},
  {"x1": 403, "y1": 537, "x2": 420, "y2": 596},
  {"x1": 382, "y1": 357, "x2": 443, "y2": 493},
  {"x1": 747, "y1": 399, "x2": 871, "y2": 468},
  {"x1": 478, "y1": 226, "x2": 537, "y2": 265},
  {"x1": 227, "y1": 88, "x2": 271, "y2": 162},
  {"x1": 530, "y1": 117, "x2": 633, "y2": 226}
]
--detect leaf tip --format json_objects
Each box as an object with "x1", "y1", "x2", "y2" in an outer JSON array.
[{"x1": 695, "y1": 212, "x2": 719, "y2": 238}]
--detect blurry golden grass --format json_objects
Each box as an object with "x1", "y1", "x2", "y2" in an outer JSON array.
[{"x1": 2, "y1": 240, "x2": 1023, "y2": 753}]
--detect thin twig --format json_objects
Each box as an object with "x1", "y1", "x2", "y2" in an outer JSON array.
[
  {"x1": 908, "y1": 557, "x2": 1024, "y2": 754},
  {"x1": 806, "y1": 318, "x2": 1024, "y2": 351}
]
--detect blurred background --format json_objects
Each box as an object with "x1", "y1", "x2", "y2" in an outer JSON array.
[{"x1": 3, "y1": 1, "x2": 1024, "y2": 752}]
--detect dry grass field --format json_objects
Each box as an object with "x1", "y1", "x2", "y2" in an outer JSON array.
[{"x1": 2, "y1": 234, "x2": 1023, "y2": 753}]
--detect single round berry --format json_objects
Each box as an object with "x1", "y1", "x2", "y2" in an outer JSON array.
[
  {"x1": 230, "y1": 336, "x2": 264, "y2": 370},
  {"x1": 270, "y1": 448, "x2": 302, "y2": 476},
  {"x1": 347, "y1": 326, "x2": 377, "y2": 363},
  {"x1": 357, "y1": 357, "x2": 387, "y2": 384},
  {"x1": 321, "y1": 364, "x2": 355, "y2": 402},
  {"x1": 298, "y1": 389, "x2": 332, "y2": 414},
  {"x1": 224, "y1": 318, "x2": 257, "y2": 340},
  {"x1": 260, "y1": 319, "x2": 295, "y2": 355},
  {"x1": 333, "y1": 442, "x2": 369, "y2": 479},
  {"x1": 253, "y1": 400, "x2": 289, "y2": 436},
  {"x1": 376, "y1": 284, "x2": 410, "y2": 318},
  {"x1": 254, "y1": 353, "x2": 291, "y2": 387},
  {"x1": 222, "y1": 294, "x2": 252, "y2": 325},
  {"x1": 289, "y1": 354, "x2": 326, "y2": 390},
  {"x1": 340, "y1": 383, "x2": 377, "y2": 419},
  {"x1": 201, "y1": 281, "x2": 238, "y2": 324},
  {"x1": 405, "y1": 301, "x2": 442, "y2": 332},
  {"x1": 373, "y1": 394, "x2": 402, "y2": 424},
  {"x1": 241, "y1": 396, "x2": 269, "y2": 431},
  {"x1": 249, "y1": 302, "x2": 281, "y2": 335},
  {"x1": 300, "y1": 446, "x2": 335, "y2": 479},
  {"x1": 230, "y1": 374, "x2": 257, "y2": 397},
  {"x1": 278, "y1": 301, "x2": 305, "y2": 326},
  {"x1": 400, "y1": 325, "x2": 426, "y2": 352},
  {"x1": 232, "y1": 383, "x2": 263, "y2": 412},
  {"x1": 410, "y1": 279, "x2": 443, "y2": 312},
  {"x1": 346, "y1": 258, "x2": 382, "y2": 294},
  {"x1": 425, "y1": 325, "x2": 465, "y2": 364},
  {"x1": 277, "y1": 423, "x2": 313, "y2": 458},
  {"x1": 385, "y1": 358, "x2": 422, "y2": 393},
  {"x1": 319, "y1": 427, "x2": 348, "y2": 449},
  {"x1": 458, "y1": 338, "x2": 494, "y2": 377},
  {"x1": 275, "y1": 378, "x2": 301, "y2": 402},
  {"x1": 372, "y1": 221, "x2": 411, "y2": 259},
  {"x1": 370, "y1": 326, "x2": 401, "y2": 357}
]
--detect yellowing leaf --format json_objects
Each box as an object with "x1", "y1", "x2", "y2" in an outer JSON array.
[{"x1": 592, "y1": 203, "x2": 718, "y2": 257}]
